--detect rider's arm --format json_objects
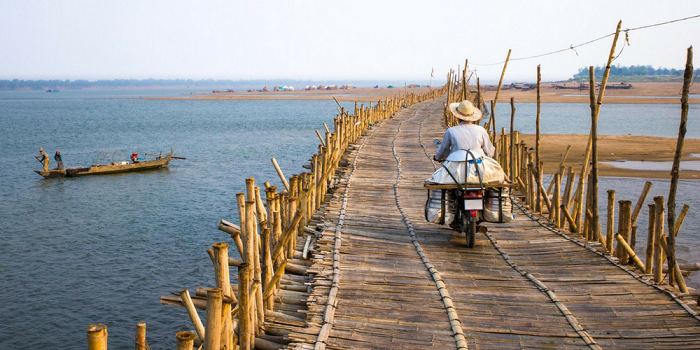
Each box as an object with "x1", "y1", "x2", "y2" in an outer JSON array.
[
  {"x1": 434, "y1": 129, "x2": 452, "y2": 161},
  {"x1": 481, "y1": 130, "x2": 495, "y2": 157}
]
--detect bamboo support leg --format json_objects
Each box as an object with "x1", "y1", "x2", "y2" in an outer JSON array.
[
  {"x1": 653, "y1": 196, "x2": 665, "y2": 284},
  {"x1": 606, "y1": 190, "x2": 615, "y2": 253},
  {"x1": 645, "y1": 204, "x2": 656, "y2": 274},
  {"x1": 204, "y1": 288, "x2": 223, "y2": 350},
  {"x1": 87, "y1": 324, "x2": 108, "y2": 350},
  {"x1": 135, "y1": 322, "x2": 146, "y2": 350},
  {"x1": 176, "y1": 331, "x2": 196, "y2": 350}
]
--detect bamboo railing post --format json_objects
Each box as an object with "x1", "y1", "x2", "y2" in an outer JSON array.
[
  {"x1": 668, "y1": 46, "x2": 693, "y2": 288},
  {"x1": 509, "y1": 97, "x2": 516, "y2": 180},
  {"x1": 204, "y1": 288, "x2": 223, "y2": 350},
  {"x1": 212, "y1": 243, "x2": 234, "y2": 350},
  {"x1": 588, "y1": 66, "x2": 601, "y2": 245},
  {"x1": 653, "y1": 196, "x2": 665, "y2": 284},
  {"x1": 135, "y1": 322, "x2": 146, "y2": 350},
  {"x1": 553, "y1": 173, "x2": 561, "y2": 227},
  {"x1": 535, "y1": 65, "x2": 542, "y2": 214},
  {"x1": 176, "y1": 331, "x2": 196, "y2": 350},
  {"x1": 238, "y1": 263, "x2": 251, "y2": 350},
  {"x1": 87, "y1": 324, "x2": 108, "y2": 350},
  {"x1": 615, "y1": 201, "x2": 632, "y2": 264},
  {"x1": 605, "y1": 190, "x2": 615, "y2": 253},
  {"x1": 645, "y1": 204, "x2": 656, "y2": 275}
]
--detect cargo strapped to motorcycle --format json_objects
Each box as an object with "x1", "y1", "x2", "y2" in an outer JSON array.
[{"x1": 440, "y1": 149, "x2": 485, "y2": 196}]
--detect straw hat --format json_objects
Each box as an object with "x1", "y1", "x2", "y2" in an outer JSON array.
[{"x1": 449, "y1": 100, "x2": 482, "y2": 122}]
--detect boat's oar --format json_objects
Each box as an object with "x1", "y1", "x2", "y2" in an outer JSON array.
[{"x1": 171, "y1": 156, "x2": 186, "y2": 160}]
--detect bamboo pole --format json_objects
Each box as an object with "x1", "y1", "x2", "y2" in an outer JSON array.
[
  {"x1": 176, "y1": 331, "x2": 196, "y2": 350},
  {"x1": 668, "y1": 46, "x2": 693, "y2": 288},
  {"x1": 674, "y1": 204, "x2": 690, "y2": 237},
  {"x1": 547, "y1": 145, "x2": 571, "y2": 195},
  {"x1": 561, "y1": 205, "x2": 578, "y2": 232},
  {"x1": 605, "y1": 190, "x2": 615, "y2": 253},
  {"x1": 212, "y1": 243, "x2": 233, "y2": 350},
  {"x1": 135, "y1": 322, "x2": 146, "y2": 350},
  {"x1": 615, "y1": 234, "x2": 646, "y2": 271},
  {"x1": 492, "y1": 49, "x2": 511, "y2": 112},
  {"x1": 659, "y1": 235, "x2": 689, "y2": 293},
  {"x1": 263, "y1": 260, "x2": 288, "y2": 301},
  {"x1": 509, "y1": 97, "x2": 516, "y2": 180},
  {"x1": 535, "y1": 65, "x2": 542, "y2": 213},
  {"x1": 573, "y1": 21, "x2": 622, "y2": 234},
  {"x1": 270, "y1": 158, "x2": 290, "y2": 191},
  {"x1": 204, "y1": 288, "x2": 223, "y2": 350},
  {"x1": 630, "y1": 181, "x2": 653, "y2": 227},
  {"x1": 218, "y1": 219, "x2": 244, "y2": 256},
  {"x1": 180, "y1": 289, "x2": 205, "y2": 341},
  {"x1": 553, "y1": 173, "x2": 561, "y2": 227},
  {"x1": 588, "y1": 66, "x2": 601, "y2": 244},
  {"x1": 653, "y1": 196, "x2": 665, "y2": 284},
  {"x1": 238, "y1": 263, "x2": 251, "y2": 350},
  {"x1": 562, "y1": 166, "x2": 575, "y2": 212},
  {"x1": 87, "y1": 324, "x2": 108, "y2": 350},
  {"x1": 645, "y1": 204, "x2": 656, "y2": 275},
  {"x1": 615, "y1": 201, "x2": 632, "y2": 264}
]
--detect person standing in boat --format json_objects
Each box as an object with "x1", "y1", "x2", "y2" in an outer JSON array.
[
  {"x1": 36, "y1": 147, "x2": 49, "y2": 172},
  {"x1": 54, "y1": 151, "x2": 64, "y2": 170}
]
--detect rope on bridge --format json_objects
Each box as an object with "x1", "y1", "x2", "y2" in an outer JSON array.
[{"x1": 392, "y1": 113, "x2": 469, "y2": 350}]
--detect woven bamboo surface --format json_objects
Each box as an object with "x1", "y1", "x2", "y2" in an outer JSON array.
[{"x1": 271, "y1": 99, "x2": 700, "y2": 350}]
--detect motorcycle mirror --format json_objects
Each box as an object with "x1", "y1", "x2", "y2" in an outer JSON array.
[{"x1": 433, "y1": 139, "x2": 441, "y2": 147}]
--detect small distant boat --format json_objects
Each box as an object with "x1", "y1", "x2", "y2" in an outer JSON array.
[
  {"x1": 606, "y1": 82, "x2": 633, "y2": 89},
  {"x1": 46, "y1": 89, "x2": 59, "y2": 92},
  {"x1": 35, "y1": 149, "x2": 183, "y2": 178}
]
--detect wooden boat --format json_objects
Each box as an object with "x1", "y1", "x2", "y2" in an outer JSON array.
[{"x1": 35, "y1": 149, "x2": 180, "y2": 178}]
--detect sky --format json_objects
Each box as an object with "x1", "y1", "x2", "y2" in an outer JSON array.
[{"x1": 1, "y1": 1, "x2": 699, "y2": 84}]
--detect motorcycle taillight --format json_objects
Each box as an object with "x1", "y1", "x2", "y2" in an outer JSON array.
[{"x1": 464, "y1": 190, "x2": 482, "y2": 199}]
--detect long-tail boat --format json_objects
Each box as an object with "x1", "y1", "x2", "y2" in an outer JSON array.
[{"x1": 35, "y1": 149, "x2": 183, "y2": 178}]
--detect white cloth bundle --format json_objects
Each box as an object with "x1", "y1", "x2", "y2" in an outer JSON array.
[{"x1": 427, "y1": 150, "x2": 505, "y2": 185}]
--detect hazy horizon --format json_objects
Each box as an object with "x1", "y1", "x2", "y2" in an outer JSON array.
[{"x1": 1, "y1": 1, "x2": 699, "y2": 83}]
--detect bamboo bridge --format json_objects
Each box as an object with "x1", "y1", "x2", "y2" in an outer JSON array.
[
  {"x1": 270, "y1": 99, "x2": 700, "y2": 350},
  {"x1": 148, "y1": 76, "x2": 700, "y2": 350}
]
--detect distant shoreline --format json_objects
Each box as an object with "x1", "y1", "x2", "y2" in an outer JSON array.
[{"x1": 145, "y1": 82, "x2": 700, "y2": 104}]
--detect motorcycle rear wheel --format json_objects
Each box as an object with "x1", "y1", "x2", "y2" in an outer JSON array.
[{"x1": 460, "y1": 212, "x2": 476, "y2": 248}]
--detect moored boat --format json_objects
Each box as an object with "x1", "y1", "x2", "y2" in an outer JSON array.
[{"x1": 35, "y1": 149, "x2": 182, "y2": 178}]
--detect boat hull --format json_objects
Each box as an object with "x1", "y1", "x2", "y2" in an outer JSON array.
[{"x1": 35, "y1": 156, "x2": 171, "y2": 178}]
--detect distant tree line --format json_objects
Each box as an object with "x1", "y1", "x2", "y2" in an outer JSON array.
[
  {"x1": 0, "y1": 78, "x2": 426, "y2": 91},
  {"x1": 573, "y1": 65, "x2": 700, "y2": 79},
  {"x1": 0, "y1": 78, "x2": 244, "y2": 91}
]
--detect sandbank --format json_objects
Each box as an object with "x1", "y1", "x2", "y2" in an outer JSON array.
[{"x1": 518, "y1": 133, "x2": 700, "y2": 179}]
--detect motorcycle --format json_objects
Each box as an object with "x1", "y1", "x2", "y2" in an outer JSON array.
[{"x1": 426, "y1": 139, "x2": 488, "y2": 248}]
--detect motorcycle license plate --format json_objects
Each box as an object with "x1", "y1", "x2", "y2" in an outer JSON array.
[{"x1": 464, "y1": 199, "x2": 483, "y2": 210}]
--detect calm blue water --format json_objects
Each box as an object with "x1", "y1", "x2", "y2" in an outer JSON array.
[
  {"x1": 0, "y1": 90, "x2": 358, "y2": 349},
  {"x1": 1, "y1": 91, "x2": 699, "y2": 349},
  {"x1": 490, "y1": 102, "x2": 700, "y2": 138}
]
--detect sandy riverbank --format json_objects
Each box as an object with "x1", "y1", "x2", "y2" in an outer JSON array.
[
  {"x1": 148, "y1": 82, "x2": 700, "y2": 104},
  {"x1": 147, "y1": 86, "x2": 435, "y2": 102},
  {"x1": 517, "y1": 134, "x2": 700, "y2": 178},
  {"x1": 482, "y1": 82, "x2": 700, "y2": 104}
]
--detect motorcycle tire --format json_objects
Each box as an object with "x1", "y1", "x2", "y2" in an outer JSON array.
[{"x1": 460, "y1": 212, "x2": 476, "y2": 248}]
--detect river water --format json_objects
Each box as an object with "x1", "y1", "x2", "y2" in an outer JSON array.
[{"x1": 0, "y1": 91, "x2": 698, "y2": 348}]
